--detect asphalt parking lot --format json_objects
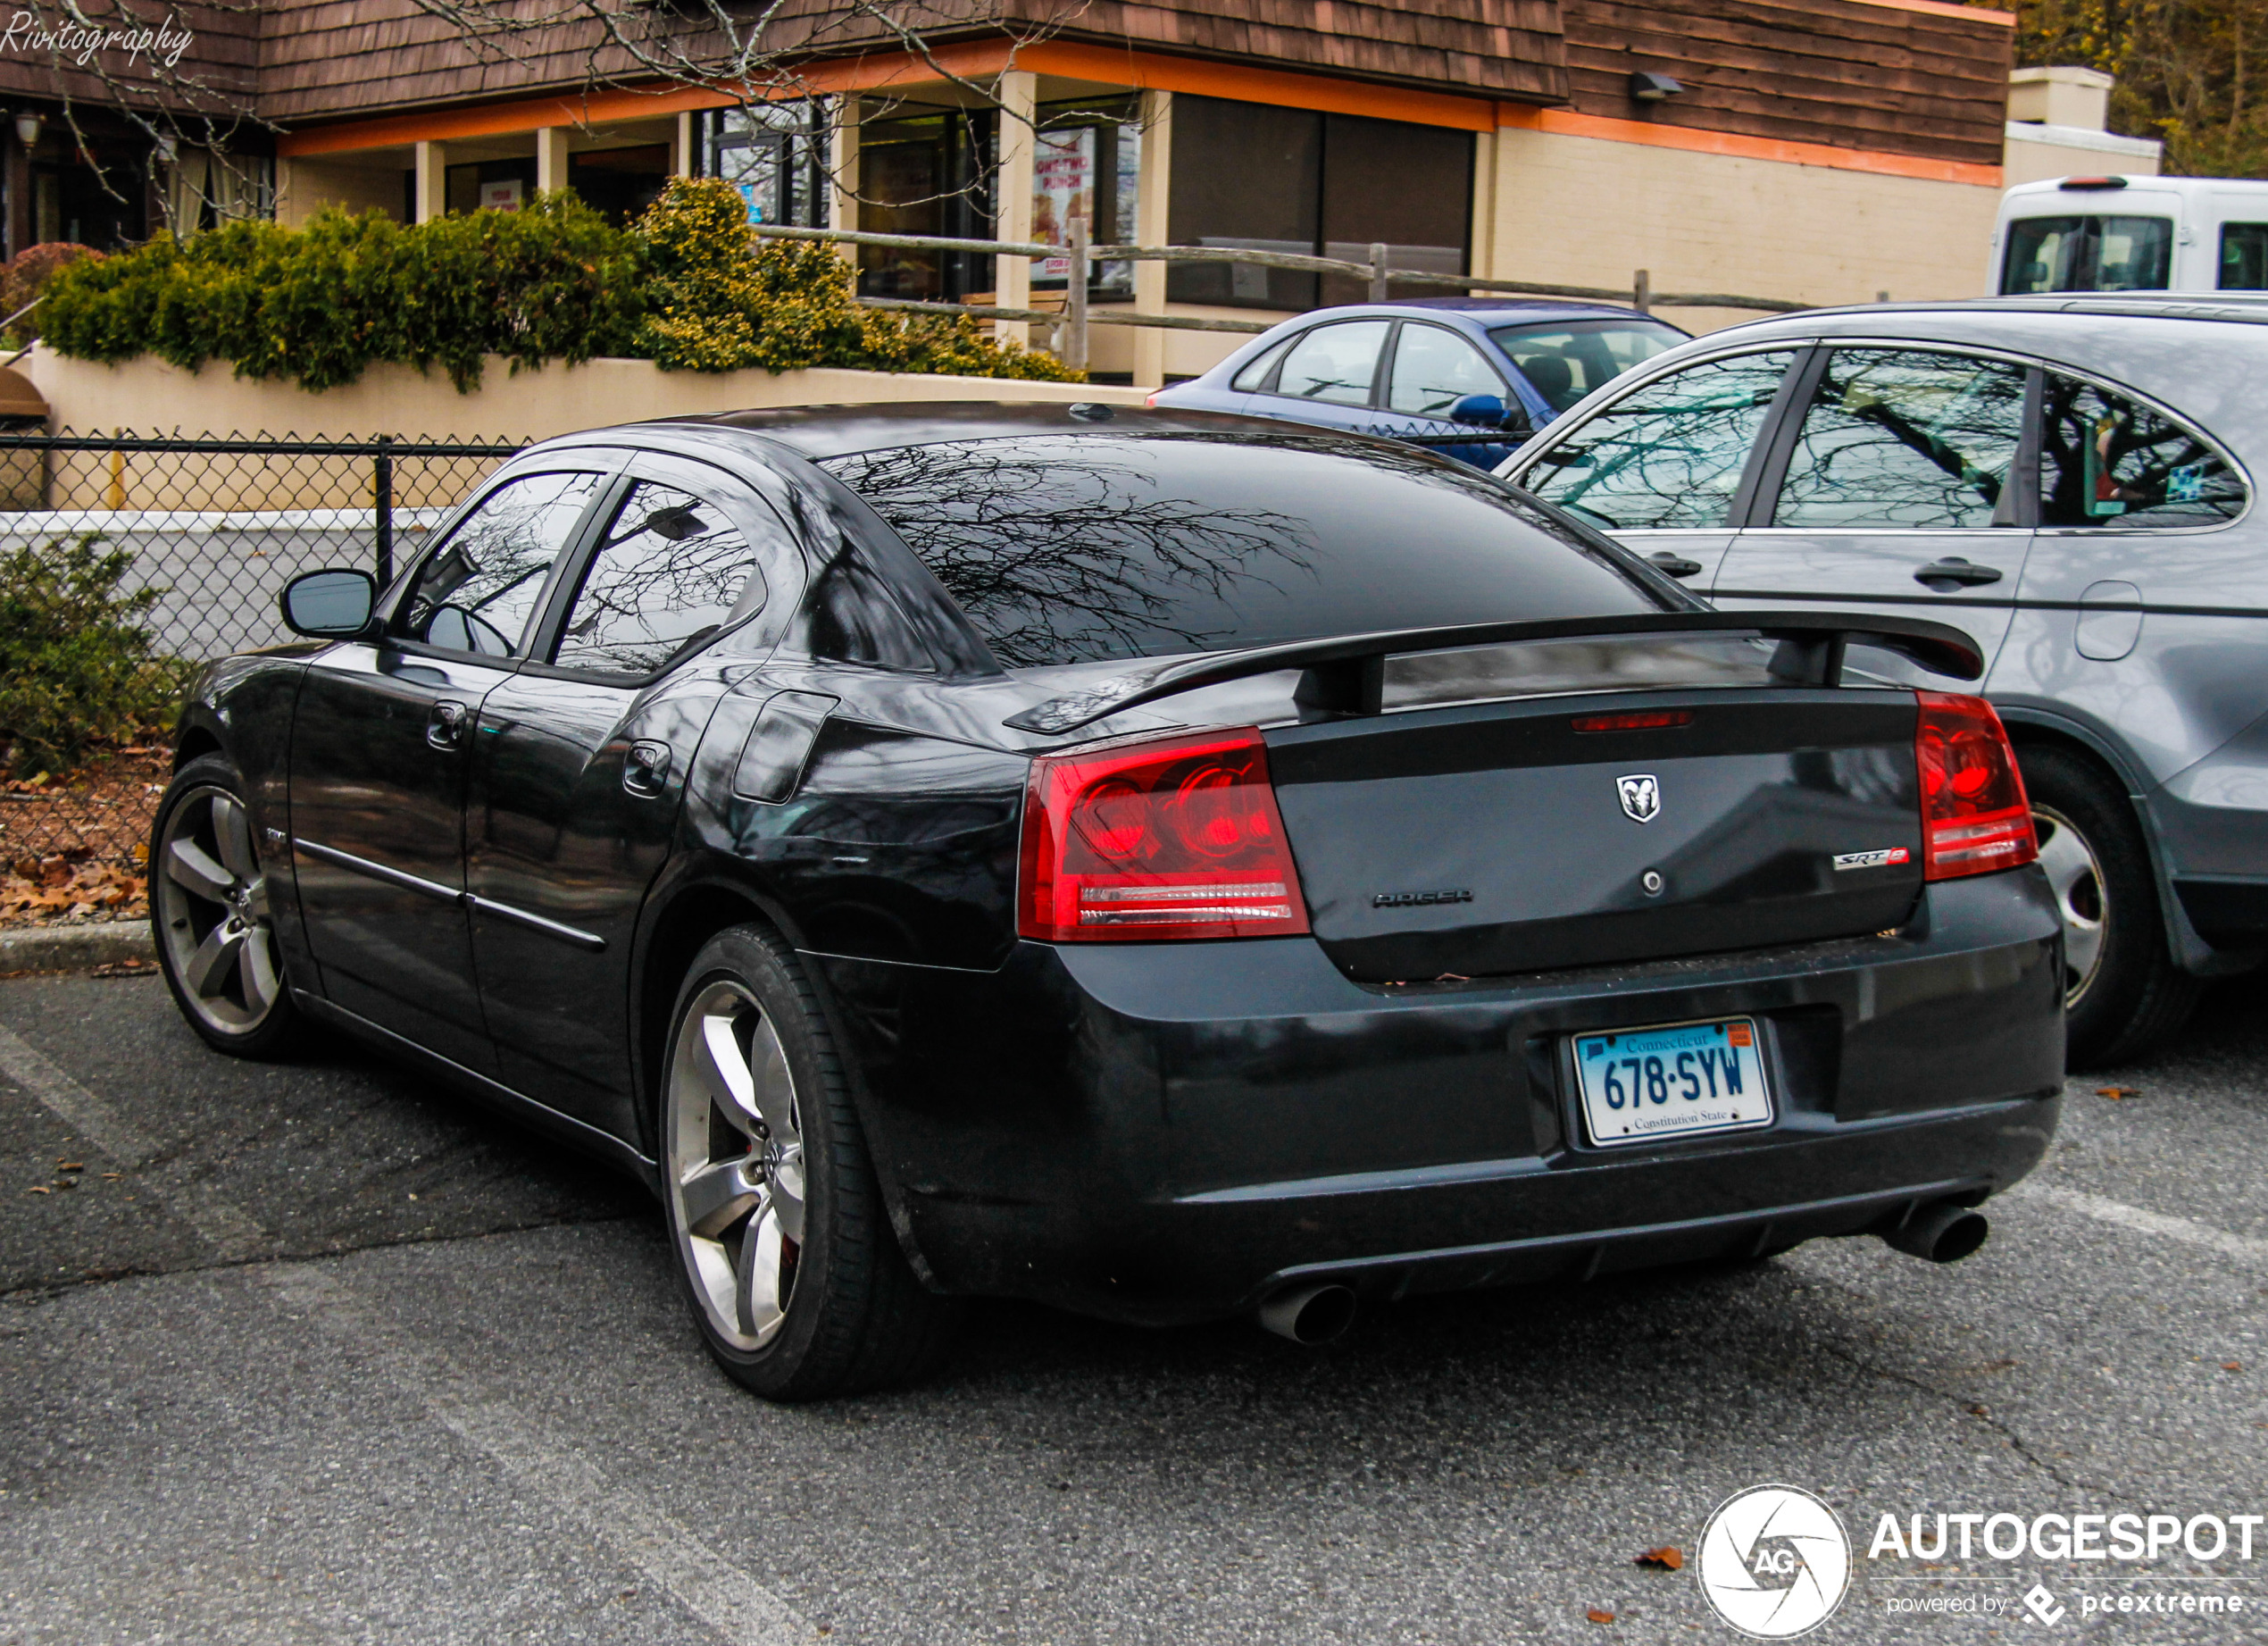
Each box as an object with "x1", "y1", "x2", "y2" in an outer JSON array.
[{"x1": 1, "y1": 969, "x2": 2264, "y2": 1645}]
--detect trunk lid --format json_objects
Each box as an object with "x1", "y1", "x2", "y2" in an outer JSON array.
[{"x1": 1266, "y1": 677, "x2": 1922, "y2": 982}]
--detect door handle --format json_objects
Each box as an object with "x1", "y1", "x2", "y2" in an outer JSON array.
[
  {"x1": 426, "y1": 698, "x2": 470, "y2": 750},
  {"x1": 623, "y1": 739, "x2": 672, "y2": 798},
  {"x1": 1647, "y1": 551, "x2": 1705, "y2": 579},
  {"x1": 1914, "y1": 557, "x2": 2003, "y2": 590}
]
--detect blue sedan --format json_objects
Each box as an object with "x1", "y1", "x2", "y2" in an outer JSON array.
[{"x1": 1149, "y1": 297, "x2": 1689, "y2": 465}]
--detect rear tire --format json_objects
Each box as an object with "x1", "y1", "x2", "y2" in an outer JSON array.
[
  {"x1": 659, "y1": 924, "x2": 958, "y2": 1400},
  {"x1": 150, "y1": 754, "x2": 303, "y2": 1059},
  {"x1": 2016, "y1": 743, "x2": 2199, "y2": 1069}
]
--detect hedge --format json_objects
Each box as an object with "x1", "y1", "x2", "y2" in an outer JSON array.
[{"x1": 38, "y1": 180, "x2": 1081, "y2": 391}]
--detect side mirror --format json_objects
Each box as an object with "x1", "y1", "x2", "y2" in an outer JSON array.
[
  {"x1": 1448, "y1": 393, "x2": 1505, "y2": 428},
  {"x1": 280, "y1": 568, "x2": 377, "y2": 639},
  {"x1": 1449, "y1": 393, "x2": 1532, "y2": 441}
]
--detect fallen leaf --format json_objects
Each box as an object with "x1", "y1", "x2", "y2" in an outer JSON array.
[
  {"x1": 1634, "y1": 1546, "x2": 1683, "y2": 1571},
  {"x1": 1967, "y1": 1403, "x2": 1989, "y2": 1416},
  {"x1": 2096, "y1": 1086, "x2": 2139, "y2": 1099},
  {"x1": 1586, "y1": 1608, "x2": 1616, "y2": 1625},
  {"x1": 26, "y1": 1185, "x2": 48, "y2": 1195},
  {"x1": 57, "y1": 1162, "x2": 82, "y2": 1172},
  {"x1": 2224, "y1": 1361, "x2": 2244, "y2": 1373}
]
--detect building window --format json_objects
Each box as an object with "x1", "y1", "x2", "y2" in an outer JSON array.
[
  {"x1": 571, "y1": 146, "x2": 671, "y2": 227},
  {"x1": 1031, "y1": 96, "x2": 1140, "y2": 297},
  {"x1": 854, "y1": 104, "x2": 993, "y2": 302},
  {"x1": 163, "y1": 148, "x2": 274, "y2": 235},
  {"x1": 1166, "y1": 96, "x2": 1472, "y2": 310},
  {"x1": 703, "y1": 104, "x2": 829, "y2": 228}
]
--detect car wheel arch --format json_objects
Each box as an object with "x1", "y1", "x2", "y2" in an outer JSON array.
[{"x1": 1997, "y1": 712, "x2": 2227, "y2": 976}]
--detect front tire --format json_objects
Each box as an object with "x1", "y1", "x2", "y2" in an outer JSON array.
[
  {"x1": 2017, "y1": 743, "x2": 2198, "y2": 1069},
  {"x1": 150, "y1": 755, "x2": 303, "y2": 1058},
  {"x1": 660, "y1": 924, "x2": 956, "y2": 1400}
]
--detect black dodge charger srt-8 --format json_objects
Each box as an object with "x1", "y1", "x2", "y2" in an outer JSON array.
[{"x1": 151, "y1": 404, "x2": 2064, "y2": 1399}]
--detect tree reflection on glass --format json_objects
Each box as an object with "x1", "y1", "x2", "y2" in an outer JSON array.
[
  {"x1": 1524, "y1": 351, "x2": 1796, "y2": 531},
  {"x1": 1771, "y1": 349, "x2": 2025, "y2": 530},
  {"x1": 405, "y1": 471, "x2": 606, "y2": 657},
  {"x1": 2038, "y1": 372, "x2": 2247, "y2": 529},
  {"x1": 553, "y1": 482, "x2": 765, "y2": 675},
  {"x1": 822, "y1": 437, "x2": 1318, "y2": 666}
]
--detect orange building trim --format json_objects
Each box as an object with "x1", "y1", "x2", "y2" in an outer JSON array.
[
  {"x1": 1016, "y1": 41, "x2": 1498, "y2": 130},
  {"x1": 1852, "y1": 0, "x2": 2014, "y2": 23},
  {"x1": 1498, "y1": 105, "x2": 2005, "y2": 188}
]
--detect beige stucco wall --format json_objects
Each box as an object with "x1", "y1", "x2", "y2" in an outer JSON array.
[
  {"x1": 2002, "y1": 125, "x2": 2163, "y2": 188},
  {"x1": 25, "y1": 347, "x2": 1143, "y2": 445},
  {"x1": 1485, "y1": 127, "x2": 2005, "y2": 334},
  {"x1": 276, "y1": 157, "x2": 408, "y2": 228}
]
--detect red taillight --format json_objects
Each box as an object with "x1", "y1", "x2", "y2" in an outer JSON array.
[
  {"x1": 1144, "y1": 389, "x2": 1162, "y2": 407},
  {"x1": 1914, "y1": 691, "x2": 2037, "y2": 881},
  {"x1": 1018, "y1": 726, "x2": 1311, "y2": 941}
]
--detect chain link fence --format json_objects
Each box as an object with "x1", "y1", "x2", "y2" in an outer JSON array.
[{"x1": 1, "y1": 430, "x2": 524, "y2": 881}]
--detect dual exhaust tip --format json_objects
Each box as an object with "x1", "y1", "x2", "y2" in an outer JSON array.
[{"x1": 1255, "y1": 1203, "x2": 1986, "y2": 1345}]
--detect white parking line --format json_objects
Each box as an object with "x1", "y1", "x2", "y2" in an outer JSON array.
[
  {"x1": 0, "y1": 1017, "x2": 812, "y2": 1646},
  {"x1": 0, "y1": 1021, "x2": 267, "y2": 1259},
  {"x1": 2007, "y1": 1182, "x2": 2268, "y2": 1266}
]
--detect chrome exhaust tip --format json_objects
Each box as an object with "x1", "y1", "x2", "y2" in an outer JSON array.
[
  {"x1": 1256, "y1": 1282, "x2": 1357, "y2": 1345},
  {"x1": 1881, "y1": 1201, "x2": 1989, "y2": 1265}
]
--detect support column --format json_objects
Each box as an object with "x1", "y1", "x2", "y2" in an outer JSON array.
[
  {"x1": 674, "y1": 112, "x2": 695, "y2": 178},
  {"x1": 535, "y1": 127, "x2": 571, "y2": 197},
  {"x1": 993, "y1": 69, "x2": 1037, "y2": 349},
  {"x1": 1467, "y1": 127, "x2": 1497, "y2": 285},
  {"x1": 1131, "y1": 88, "x2": 1172, "y2": 390},
  {"x1": 830, "y1": 103, "x2": 861, "y2": 273},
  {"x1": 414, "y1": 140, "x2": 446, "y2": 223}
]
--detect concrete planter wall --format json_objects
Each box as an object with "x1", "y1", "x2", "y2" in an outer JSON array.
[{"x1": 22, "y1": 347, "x2": 1145, "y2": 470}]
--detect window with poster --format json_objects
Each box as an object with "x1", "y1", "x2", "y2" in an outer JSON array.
[
  {"x1": 701, "y1": 104, "x2": 830, "y2": 228},
  {"x1": 1030, "y1": 97, "x2": 1141, "y2": 299}
]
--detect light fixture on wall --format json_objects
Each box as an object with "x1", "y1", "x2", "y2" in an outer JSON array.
[
  {"x1": 1629, "y1": 71, "x2": 1684, "y2": 103},
  {"x1": 13, "y1": 112, "x2": 43, "y2": 148}
]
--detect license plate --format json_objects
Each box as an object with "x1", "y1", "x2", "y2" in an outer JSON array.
[{"x1": 1572, "y1": 1017, "x2": 1772, "y2": 1147}]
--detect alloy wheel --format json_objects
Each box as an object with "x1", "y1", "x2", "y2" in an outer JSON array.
[
  {"x1": 154, "y1": 785, "x2": 284, "y2": 1033},
  {"x1": 2031, "y1": 802, "x2": 2106, "y2": 1007},
  {"x1": 666, "y1": 979, "x2": 806, "y2": 1351}
]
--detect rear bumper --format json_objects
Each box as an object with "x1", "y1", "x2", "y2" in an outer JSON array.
[{"x1": 812, "y1": 867, "x2": 2064, "y2": 1325}]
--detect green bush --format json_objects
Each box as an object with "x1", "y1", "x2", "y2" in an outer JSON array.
[
  {"x1": 0, "y1": 537, "x2": 192, "y2": 779},
  {"x1": 39, "y1": 179, "x2": 1080, "y2": 389}
]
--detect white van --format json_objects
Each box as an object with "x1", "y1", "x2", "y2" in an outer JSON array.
[{"x1": 1990, "y1": 175, "x2": 2268, "y2": 295}]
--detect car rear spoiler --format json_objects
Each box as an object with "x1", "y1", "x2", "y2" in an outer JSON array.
[{"x1": 1000, "y1": 610, "x2": 1982, "y2": 736}]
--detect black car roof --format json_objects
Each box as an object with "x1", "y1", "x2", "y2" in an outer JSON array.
[{"x1": 638, "y1": 401, "x2": 1269, "y2": 462}]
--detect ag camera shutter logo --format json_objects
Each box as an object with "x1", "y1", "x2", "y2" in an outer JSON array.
[{"x1": 1697, "y1": 1484, "x2": 1852, "y2": 1638}]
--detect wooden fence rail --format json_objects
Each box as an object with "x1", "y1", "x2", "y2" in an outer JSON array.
[{"x1": 749, "y1": 220, "x2": 1816, "y2": 371}]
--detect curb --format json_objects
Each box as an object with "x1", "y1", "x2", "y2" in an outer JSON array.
[{"x1": 0, "y1": 920, "x2": 157, "y2": 975}]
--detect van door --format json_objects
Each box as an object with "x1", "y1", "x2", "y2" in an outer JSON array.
[{"x1": 1710, "y1": 347, "x2": 2034, "y2": 682}]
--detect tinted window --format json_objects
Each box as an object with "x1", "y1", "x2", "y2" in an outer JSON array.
[
  {"x1": 1771, "y1": 349, "x2": 2026, "y2": 530},
  {"x1": 1270, "y1": 321, "x2": 1389, "y2": 407},
  {"x1": 2039, "y1": 375, "x2": 2247, "y2": 530},
  {"x1": 821, "y1": 434, "x2": 1660, "y2": 667},
  {"x1": 2001, "y1": 214, "x2": 2172, "y2": 294},
  {"x1": 1230, "y1": 336, "x2": 1296, "y2": 393},
  {"x1": 1387, "y1": 324, "x2": 1504, "y2": 416},
  {"x1": 404, "y1": 471, "x2": 605, "y2": 657},
  {"x1": 2221, "y1": 221, "x2": 2268, "y2": 289},
  {"x1": 1522, "y1": 351, "x2": 1796, "y2": 530},
  {"x1": 553, "y1": 481, "x2": 766, "y2": 675},
  {"x1": 1488, "y1": 320, "x2": 1685, "y2": 413}
]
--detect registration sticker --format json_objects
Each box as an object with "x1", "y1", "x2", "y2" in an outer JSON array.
[{"x1": 1572, "y1": 1017, "x2": 1773, "y2": 1146}]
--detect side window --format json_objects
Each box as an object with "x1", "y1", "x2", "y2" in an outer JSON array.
[
  {"x1": 1770, "y1": 348, "x2": 2027, "y2": 531},
  {"x1": 404, "y1": 471, "x2": 606, "y2": 657},
  {"x1": 1268, "y1": 320, "x2": 1391, "y2": 406},
  {"x1": 1521, "y1": 350, "x2": 1796, "y2": 530},
  {"x1": 551, "y1": 480, "x2": 767, "y2": 675},
  {"x1": 1230, "y1": 336, "x2": 1297, "y2": 393},
  {"x1": 1386, "y1": 324, "x2": 1505, "y2": 417},
  {"x1": 2039, "y1": 375, "x2": 2247, "y2": 530},
  {"x1": 2220, "y1": 222, "x2": 2268, "y2": 289}
]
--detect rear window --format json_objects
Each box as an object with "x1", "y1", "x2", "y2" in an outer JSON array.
[
  {"x1": 819, "y1": 433, "x2": 1663, "y2": 667},
  {"x1": 1488, "y1": 319, "x2": 1686, "y2": 413},
  {"x1": 2001, "y1": 214, "x2": 2172, "y2": 294}
]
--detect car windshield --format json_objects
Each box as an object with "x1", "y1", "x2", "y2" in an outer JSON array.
[
  {"x1": 819, "y1": 432, "x2": 1664, "y2": 668},
  {"x1": 1488, "y1": 319, "x2": 1686, "y2": 413}
]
